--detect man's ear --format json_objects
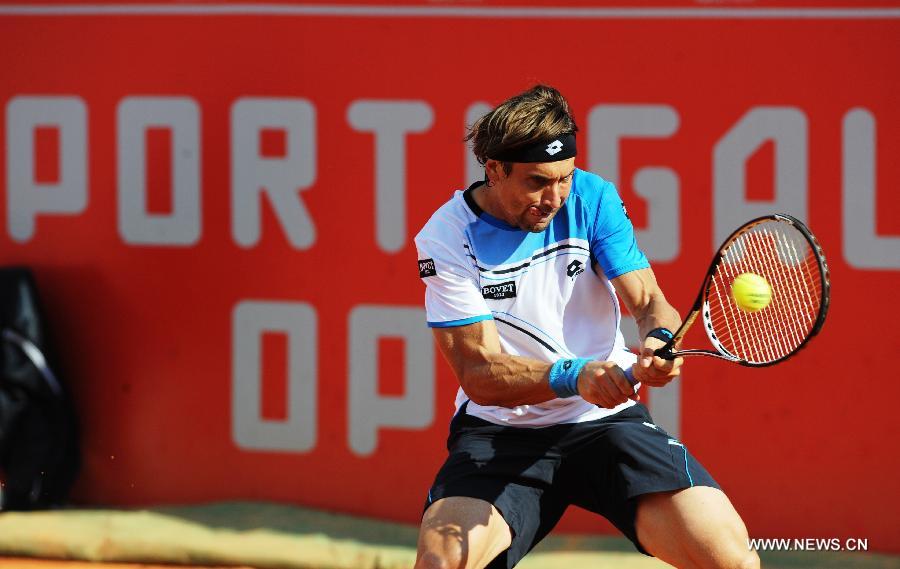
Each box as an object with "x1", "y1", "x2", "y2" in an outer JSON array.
[{"x1": 484, "y1": 159, "x2": 508, "y2": 185}]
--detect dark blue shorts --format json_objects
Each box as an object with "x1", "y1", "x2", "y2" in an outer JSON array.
[{"x1": 423, "y1": 402, "x2": 719, "y2": 568}]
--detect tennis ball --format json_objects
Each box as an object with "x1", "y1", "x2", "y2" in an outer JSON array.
[{"x1": 731, "y1": 273, "x2": 772, "y2": 312}]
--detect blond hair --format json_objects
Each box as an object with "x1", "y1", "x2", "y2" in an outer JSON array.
[{"x1": 466, "y1": 85, "x2": 578, "y2": 172}]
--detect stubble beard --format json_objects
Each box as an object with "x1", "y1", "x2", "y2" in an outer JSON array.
[{"x1": 520, "y1": 209, "x2": 558, "y2": 233}]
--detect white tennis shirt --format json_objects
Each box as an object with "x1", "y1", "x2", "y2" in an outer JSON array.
[{"x1": 415, "y1": 169, "x2": 649, "y2": 427}]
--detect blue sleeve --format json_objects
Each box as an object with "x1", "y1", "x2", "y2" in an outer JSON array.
[{"x1": 589, "y1": 180, "x2": 649, "y2": 279}]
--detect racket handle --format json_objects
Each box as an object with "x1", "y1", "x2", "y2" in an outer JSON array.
[
  {"x1": 653, "y1": 345, "x2": 677, "y2": 360},
  {"x1": 623, "y1": 366, "x2": 642, "y2": 395}
]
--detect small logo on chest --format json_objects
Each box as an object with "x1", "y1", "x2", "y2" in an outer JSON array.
[
  {"x1": 481, "y1": 281, "x2": 517, "y2": 300},
  {"x1": 566, "y1": 260, "x2": 585, "y2": 281}
]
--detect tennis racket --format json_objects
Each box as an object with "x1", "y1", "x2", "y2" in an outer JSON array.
[{"x1": 624, "y1": 213, "x2": 830, "y2": 387}]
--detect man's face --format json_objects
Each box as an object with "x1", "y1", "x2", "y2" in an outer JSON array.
[{"x1": 486, "y1": 158, "x2": 576, "y2": 232}]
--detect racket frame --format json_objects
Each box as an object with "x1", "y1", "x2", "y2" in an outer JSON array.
[{"x1": 654, "y1": 213, "x2": 830, "y2": 366}]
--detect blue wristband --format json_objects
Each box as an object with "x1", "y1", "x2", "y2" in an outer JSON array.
[
  {"x1": 548, "y1": 358, "x2": 591, "y2": 398},
  {"x1": 646, "y1": 327, "x2": 674, "y2": 343}
]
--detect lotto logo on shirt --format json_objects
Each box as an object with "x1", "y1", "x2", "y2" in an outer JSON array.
[
  {"x1": 481, "y1": 281, "x2": 517, "y2": 300},
  {"x1": 567, "y1": 260, "x2": 585, "y2": 280},
  {"x1": 418, "y1": 259, "x2": 437, "y2": 278}
]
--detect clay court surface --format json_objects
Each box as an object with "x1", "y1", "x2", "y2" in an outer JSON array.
[
  {"x1": 0, "y1": 561, "x2": 251, "y2": 569},
  {"x1": 1, "y1": 502, "x2": 898, "y2": 569}
]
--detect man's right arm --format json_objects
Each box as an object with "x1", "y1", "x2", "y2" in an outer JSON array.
[{"x1": 432, "y1": 320, "x2": 635, "y2": 409}]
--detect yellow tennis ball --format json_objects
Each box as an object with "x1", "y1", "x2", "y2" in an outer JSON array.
[{"x1": 731, "y1": 273, "x2": 772, "y2": 312}]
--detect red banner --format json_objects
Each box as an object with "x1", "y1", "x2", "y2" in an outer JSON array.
[{"x1": 1, "y1": 1, "x2": 898, "y2": 552}]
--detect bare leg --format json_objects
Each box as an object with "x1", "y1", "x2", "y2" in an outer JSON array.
[
  {"x1": 415, "y1": 497, "x2": 513, "y2": 569},
  {"x1": 636, "y1": 486, "x2": 759, "y2": 569}
]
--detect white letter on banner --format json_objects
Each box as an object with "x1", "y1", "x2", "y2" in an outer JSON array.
[
  {"x1": 465, "y1": 102, "x2": 492, "y2": 186},
  {"x1": 619, "y1": 315, "x2": 680, "y2": 438},
  {"x1": 117, "y1": 97, "x2": 201, "y2": 245},
  {"x1": 232, "y1": 300, "x2": 318, "y2": 452},
  {"x1": 347, "y1": 101, "x2": 433, "y2": 253},
  {"x1": 6, "y1": 96, "x2": 88, "y2": 242},
  {"x1": 843, "y1": 108, "x2": 900, "y2": 270},
  {"x1": 713, "y1": 107, "x2": 808, "y2": 247},
  {"x1": 587, "y1": 105, "x2": 681, "y2": 262},
  {"x1": 348, "y1": 306, "x2": 434, "y2": 456},
  {"x1": 231, "y1": 98, "x2": 317, "y2": 249}
]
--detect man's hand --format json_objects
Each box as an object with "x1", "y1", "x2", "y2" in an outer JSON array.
[
  {"x1": 577, "y1": 361, "x2": 639, "y2": 409},
  {"x1": 633, "y1": 336, "x2": 683, "y2": 387}
]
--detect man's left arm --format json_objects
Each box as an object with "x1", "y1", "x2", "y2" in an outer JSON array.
[{"x1": 611, "y1": 267, "x2": 683, "y2": 386}]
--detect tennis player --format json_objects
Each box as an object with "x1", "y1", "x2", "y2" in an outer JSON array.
[{"x1": 413, "y1": 85, "x2": 759, "y2": 569}]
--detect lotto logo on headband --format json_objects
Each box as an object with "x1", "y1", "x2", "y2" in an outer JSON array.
[{"x1": 489, "y1": 132, "x2": 577, "y2": 163}]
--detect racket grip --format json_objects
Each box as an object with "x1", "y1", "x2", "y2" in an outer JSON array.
[
  {"x1": 623, "y1": 366, "x2": 642, "y2": 395},
  {"x1": 653, "y1": 345, "x2": 677, "y2": 360}
]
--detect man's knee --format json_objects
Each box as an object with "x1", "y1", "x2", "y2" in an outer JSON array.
[
  {"x1": 636, "y1": 487, "x2": 757, "y2": 569},
  {"x1": 729, "y1": 548, "x2": 760, "y2": 569},
  {"x1": 699, "y1": 512, "x2": 759, "y2": 569},
  {"x1": 415, "y1": 497, "x2": 511, "y2": 569},
  {"x1": 415, "y1": 521, "x2": 467, "y2": 569},
  {"x1": 415, "y1": 549, "x2": 463, "y2": 569}
]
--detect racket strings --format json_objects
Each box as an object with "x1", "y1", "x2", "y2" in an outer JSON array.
[
  {"x1": 744, "y1": 230, "x2": 803, "y2": 356},
  {"x1": 785, "y1": 228, "x2": 823, "y2": 314},
  {"x1": 753, "y1": 228, "x2": 810, "y2": 356},
  {"x1": 727, "y1": 225, "x2": 819, "y2": 360},
  {"x1": 712, "y1": 235, "x2": 783, "y2": 362},
  {"x1": 770, "y1": 228, "x2": 820, "y2": 338},
  {"x1": 733, "y1": 232, "x2": 786, "y2": 361},
  {"x1": 710, "y1": 276, "x2": 746, "y2": 359},
  {"x1": 706, "y1": 220, "x2": 823, "y2": 364},
  {"x1": 719, "y1": 228, "x2": 809, "y2": 361}
]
